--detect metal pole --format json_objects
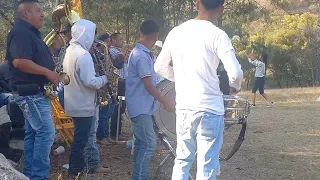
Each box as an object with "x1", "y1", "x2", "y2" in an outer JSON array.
[{"x1": 116, "y1": 96, "x2": 124, "y2": 142}]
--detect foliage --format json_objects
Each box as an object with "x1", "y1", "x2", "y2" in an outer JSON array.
[{"x1": 0, "y1": 0, "x2": 319, "y2": 87}]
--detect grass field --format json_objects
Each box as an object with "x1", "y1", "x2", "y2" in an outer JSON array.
[{"x1": 42, "y1": 87, "x2": 320, "y2": 179}]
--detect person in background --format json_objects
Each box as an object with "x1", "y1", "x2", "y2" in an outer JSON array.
[
  {"x1": 154, "y1": 0, "x2": 243, "y2": 179},
  {"x1": 0, "y1": 61, "x2": 12, "y2": 108},
  {"x1": 55, "y1": 23, "x2": 72, "y2": 108},
  {"x1": 126, "y1": 20, "x2": 175, "y2": 180},
  {"x1": 95, "y1": 33, "x2": 116, "y2": 145},
  {"x1": 6, "y1": 0, "x2": 60, "y2": 179},
  {"x1": 152, "y1": 40, "x2": 165, "y2": 84},
  {"x1": 63, "y1": 19, "x2": 109, "y2": 178},
  {"x1": 109, "y1": 33, "x2": 128, "y2": 140},
  {"x1": 248, "y1": 50, "x2": 274, "y2": 106}
]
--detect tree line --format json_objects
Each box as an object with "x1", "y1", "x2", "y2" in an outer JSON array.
[{"x1": 0, "y1": 0, "x2": 319, "y2": 88}]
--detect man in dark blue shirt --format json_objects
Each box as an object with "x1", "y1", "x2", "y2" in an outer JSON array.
[{"x1": 5, "y1": 0, "x2": 60, "y2": 179}]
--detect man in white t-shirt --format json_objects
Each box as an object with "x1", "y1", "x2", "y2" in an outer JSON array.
[{"x1": 154, "y1": 0, "x2": 243, "y2": 179}]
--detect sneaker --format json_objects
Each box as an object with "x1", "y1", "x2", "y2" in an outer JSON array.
[
  {"x1": 96, "y1": 138, "x2": 112, "y2": 145},
  {"x1": 111, "y1": 135, "x2": 129, "y2": 141},
  {"x1": 89, "y1": 166, "x2": 111, "y2": 174},
  {"x1": 267, "y1": 102, "x2": 275, "y2": 107},
  {"x1": 106, "y1": 137, "x2": 116, "y2": 144}
]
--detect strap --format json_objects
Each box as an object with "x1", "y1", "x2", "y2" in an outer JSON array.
[{"x1": 221, "y1": 122, "x2": 247, "y2": 161}]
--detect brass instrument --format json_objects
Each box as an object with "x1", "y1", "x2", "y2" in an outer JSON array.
[
  {"x1": 93, "y1": 39, "x2": 120, "y2": 105},
  {"x1": 44, "y1": 0, "x2": 82, "y2": 99}
]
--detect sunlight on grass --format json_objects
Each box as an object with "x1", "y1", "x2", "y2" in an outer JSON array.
[{"x1": 239, "y1": 87, "x2": 320, "y2": 105}]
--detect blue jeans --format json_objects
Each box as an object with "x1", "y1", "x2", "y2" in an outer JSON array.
[
  {"x1": 131, "y1": 115, "x2": 157, "y2": 180},
  {"x1": 172, "y1": 110, "x2": 224, "y2": 180},
  {"x1": 84, "y1": 107, "x2": 100, "y2": 170},
  {"x1": 0, "y1": 93, "x2": 12, "y2": 107},
  {"x1": 96, "y1": 100, "x2": 114, "y2": 140},
  {"x1": 13, "y1": 93, "x2": 55, "y2": 180},
  {"x1": 69, "y1": 117, "x2": 93, "y2": 175}
]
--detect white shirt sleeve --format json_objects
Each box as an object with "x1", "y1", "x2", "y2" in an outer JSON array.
[
  {"x1": 216, "y1": 32, "x2": 243, "y2": 91},
  {"x1": 248, "y1": 58, "x2": 262, "y2": 67},
  {"x1": 77, "y1": 53, "x2": 108, "y2": 90},
  {"x1": 154, "y1": 31, "x2": 175, "y2": 82}
]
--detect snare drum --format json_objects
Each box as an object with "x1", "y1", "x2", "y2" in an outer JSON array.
[
  {"x1": 223, "y1": 95, "x2": 250, "y2": 124},
  {"x1": 154, "y1": 80, "x2": 251, "y2": 139}
]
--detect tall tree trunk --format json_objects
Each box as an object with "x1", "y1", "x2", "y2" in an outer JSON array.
[{"x1": 155, "y1": 0, "x2": 165, "y2": 38}]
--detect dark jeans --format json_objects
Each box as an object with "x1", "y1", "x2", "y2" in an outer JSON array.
[
  {"x1": 69, "y1": 117, "x2": 93, "y2": 175},
  {"x1": 96, "y1": 100, "x2": 115, "y2": 140},
  {"x1": 110, "y1": 79, "x2": 126, "y2": 137}
]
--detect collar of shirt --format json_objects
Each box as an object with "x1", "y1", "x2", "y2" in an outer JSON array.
[
  {"x1": 136, "y1": 43, "x2": 154, "y2": 60},
  {"x1": 17, "y1": 19, "x2": 41, "y2": 38}
]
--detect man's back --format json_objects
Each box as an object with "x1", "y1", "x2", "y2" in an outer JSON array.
[{"x1": 162, "y1": 20, "x2": 237, "y2": 115}]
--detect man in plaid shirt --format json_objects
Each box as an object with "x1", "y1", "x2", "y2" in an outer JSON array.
[{"x1": 109, "y1": 33, "x2": 128, "y2": 140}]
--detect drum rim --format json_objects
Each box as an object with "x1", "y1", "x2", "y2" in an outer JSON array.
[{"x1": 154, "y1": 80, "x2": 177, "y2": 139}]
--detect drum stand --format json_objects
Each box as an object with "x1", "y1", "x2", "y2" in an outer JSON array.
[
  {"x1": 116, "y1": 96, "x2": 125, "y2": 143},
  {"x1": 155, "y1": 132, "x2": 195, "y2": 180}
]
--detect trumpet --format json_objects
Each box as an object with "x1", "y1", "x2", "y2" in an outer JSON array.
[{"x1": 43, "y1": 0, "x2": 82, "y2": 99}]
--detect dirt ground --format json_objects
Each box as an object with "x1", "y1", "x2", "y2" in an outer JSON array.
[{"x1": 3, "y1": 88, "x2": 320, "y2": 180}]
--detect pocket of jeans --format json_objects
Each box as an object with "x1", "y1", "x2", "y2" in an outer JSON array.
[
  {"x1": 176, "y1": 111, "x2": 191, "y2": 137},
  {"x1": 13, "y1": 96, "x2": 34, "y2": 124},
  {"x1": 198, "y1": 114, "x2": 223, "y2": 140}
]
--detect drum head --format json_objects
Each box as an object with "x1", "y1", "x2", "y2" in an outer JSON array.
[{"x1": 154, "y1": 80, "x2": 176, "y2": 139}]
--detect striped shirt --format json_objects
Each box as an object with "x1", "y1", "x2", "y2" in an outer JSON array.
[
  {"x1": 109, "y1": 46, "x2": 128, "y2": 79},
  {"x1": 248, "y1": 58, "x2": 265, "y2": 77}
]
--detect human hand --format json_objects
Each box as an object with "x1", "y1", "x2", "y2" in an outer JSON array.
[
  {"x1": 230, "y1": 87, "x2": 241, "y2": 95},
  {"x1": 45, "y1": 70, "x2": 60, "y2": 85},
  {"x1": 248, "y1": 49, "x2": 256, "y2": 59}
]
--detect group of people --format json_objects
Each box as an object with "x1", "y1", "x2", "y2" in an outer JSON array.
[{"x1": 1, "y1": 0, "x2": 275, "y2": 180}]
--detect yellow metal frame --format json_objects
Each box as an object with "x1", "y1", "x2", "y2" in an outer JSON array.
[{"x1": 51, "y1": 98, "x2": 74, "y2": 147}]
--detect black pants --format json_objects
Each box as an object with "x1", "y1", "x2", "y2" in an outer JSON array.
[
  {"x1": 110, "y1": 79, "x2": 126, "y2": 137},
  {"x1": 69, "y1": 117, "x2": 93, "y2": 175}
]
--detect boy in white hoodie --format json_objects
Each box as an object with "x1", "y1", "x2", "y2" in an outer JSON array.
[{"x1": 63, "y1": 19, "x2": 108, "y2": 177}]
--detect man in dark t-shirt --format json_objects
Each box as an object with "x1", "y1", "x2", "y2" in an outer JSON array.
[{"x1": 5, "y1": 0, "x2": 60, "y2": 179}]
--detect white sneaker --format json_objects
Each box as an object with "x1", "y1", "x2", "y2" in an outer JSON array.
[{"x1": 267, "y1": 102, "x2": 275, "y2": 107}]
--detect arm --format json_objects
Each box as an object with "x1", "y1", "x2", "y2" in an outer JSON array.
[
  {"x1": 248, "y1": 58, "x2": 261, "y2": 67},
  {"x1": 154, "y1": 31, "x2": 175, "y2": 82},
  {"x1": 110, "y1": 48, "x2": 125, "y2": 69},
  {"x1": 216, "y1": 32, "x2": 243, "y2": 91},
  {"x1": 78, "y1": 53, "x2": 108, "y2": 90},
  {"x1": 9, "y1": 34, "x2": 53, "y2": 77}
]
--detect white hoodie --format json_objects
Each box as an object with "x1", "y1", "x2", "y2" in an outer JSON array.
[{"x1": 63, "y1": 19, "x2": 107, "y2": 117}]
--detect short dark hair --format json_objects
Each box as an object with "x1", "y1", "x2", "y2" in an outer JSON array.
[
  {"x1": 201, "y1": 0, "x2": 225, "y2": 10},
  {"x1": 140, "y1": 20, "x2": 159, "y2": 36},
  {"x1": 98, "y1": 33, "x2": 110, "y2": 41},
  {"x1": 110, "y1": 33, "x2": 121, "y2": 41}
]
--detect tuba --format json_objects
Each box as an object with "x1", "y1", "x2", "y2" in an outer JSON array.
[
  {"x1": 44, "y1": 0, "x2": 82, "y2": 99},
  {"x1": 93, "y1": 40, "x2": 120, "y2": 105}
]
